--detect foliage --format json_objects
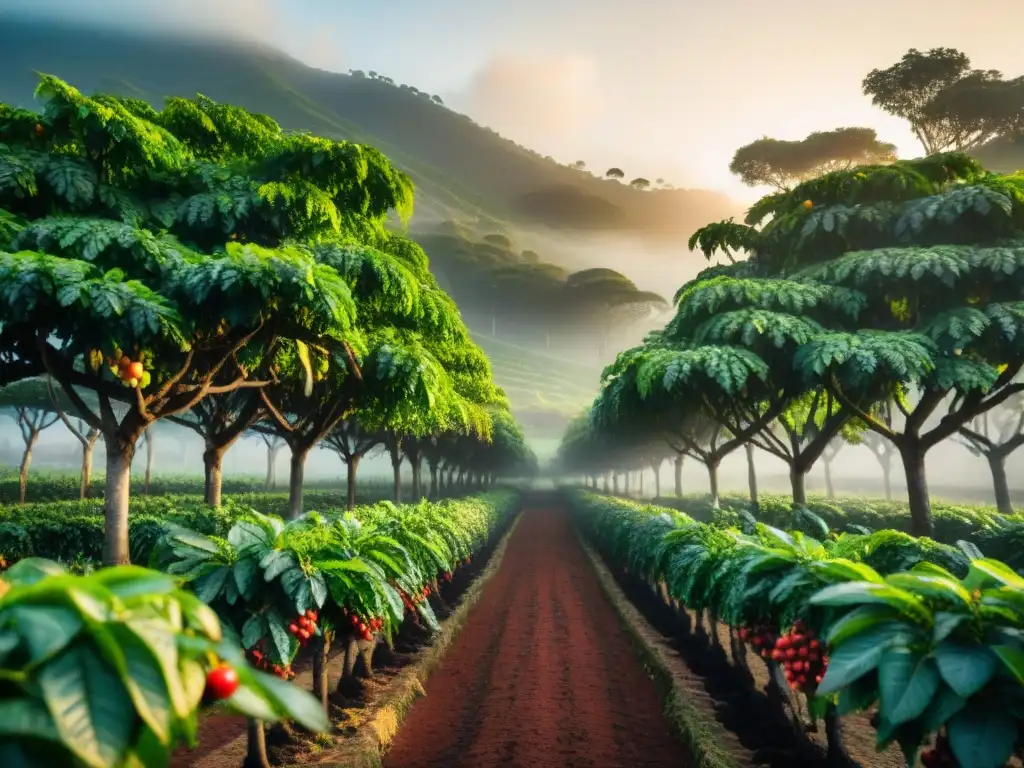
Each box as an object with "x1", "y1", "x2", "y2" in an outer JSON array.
[
  {"x1": 863, "y1": 48, "x2": 1024, "y2": 155},
  {"x1": 570, "y1": 490, "x2": 1024, "y2": 768},
  {"x1": 0, "y1": 558, "x2": 328, "y2": 767},
  {"x1": 730, "y1": 128, "x2": 897, "y2": 191}
]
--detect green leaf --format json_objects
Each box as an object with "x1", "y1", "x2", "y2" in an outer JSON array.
[
  {"x1": 255, "y1": 672, "x2": 331, "y2": 733},
  {"x1": 990, "y1": 644, "x2": 1024, "y2": 685},
  {"x1": 0, "y1": 698, "x2": 61, "y2": 742},
  {"x1": 89, "y1": 568, "x2": 177, "y2": 601},
  {"x1": 232, "y1": 557, "x2": 257, "y2": 600},
  {"x1": 884, "y1": 573, "x2": 972, "y2": 607},
  {"x1": 931, "y1": 611, "x2": 967, "y2": 644},
  {"x1": 836, "y1": 672, "x2": 877, "y2": 715},
  {"x1": 919, "y1": 684, "x2": 966, "y2": 732},
  {"x1": 817, "y1": 623, "x2": 911, "y2": 696},
  {"x1": 266, "y1": 609, "x2": 292, "y2": 662},
  {"x1": 933, "y1": 643, "x2": 997, "y2": 698},
  {"x1": 127, "y1": 618, "x2": 189, "y2": 721},
  {"x1": 9, "y1": 604, "x2": 83, "y2": 664},
  {"x1": 947, "y1": 708, "x2": 1017, "y2": 768},
  {"x1": 810, "y1": 581, "x2": 930, "y2": 624},
  {"x1": 964, "y1": 559, "x2": 1024, "y2": 591},
  {"x1": 193, "y1": 566, "x2": 229, "y2": 604},
  {"x1": 810, "y1": 559, "x2": 883, "y2": 584},
  {"x1": 38, "y1": 644, "x2": 135, "y2": 768},
  {"x1": 102, "y1": 624, "x2": 173, "y2": 744},
  {"x1": 241, "y1": 615, "x2": 264, "y2": 650},
  {"x1": 823, "y1": 605, "x2": 904, "y2": 646},
  {"x1": 877, "y1": 648, "x2": 939, "y2": 726},
  {"x1": 226, "y1": 685, "x2": 278, "y2": 722}
]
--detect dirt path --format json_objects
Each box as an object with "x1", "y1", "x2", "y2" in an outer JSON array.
[{"x1": 384, "y1": 506, "x2": 685, "y2": 768}]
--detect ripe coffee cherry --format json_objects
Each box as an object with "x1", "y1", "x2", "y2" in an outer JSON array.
[{"x1": 205, "y1": 665, "x2": 239, "y2": 700}]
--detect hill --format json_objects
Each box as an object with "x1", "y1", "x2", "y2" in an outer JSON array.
[{"x1": 0, "y1": 16, "x2": 739, "y2": 242}]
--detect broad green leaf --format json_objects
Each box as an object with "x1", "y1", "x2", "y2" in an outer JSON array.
[
  {"x1": 227, "y1": 521, "x2": 269, "y2": 550},
  {"x1": 947, "y1": 709, "x2": 1017, "y2": 768},
  {"x1": 0, "y1": 698, "x2": 61, "y2": 741},
  {"x1": 933, "y1": 643, "x2": 997, "y2": 698},
  {"x1": 964, "y1": 559, "x2": 1024, "y2": 591},
  {"x1": 266, "y1": 609, "x2": 293, "y2": 662},
  {"x1": 810, "y1": 581, "x2": 930, "y2": 624},
  {"x1": 920, "y1": 684, "x2": 966, "y2": 732},
  {"x1": 817, "y1": 623, "x2": 911, "y2": 696},
  {"x1": 810, "y1": 558, "x2": 883, "y2": 584},
  {"x1": 38, "y1": 644, "x2": 135, "y2": 768},
  {"x1": 102, "y1": 624, "x2": 173, "y2": 744},
  {"x1": 192, "y1": 566, "x2": 229, "y2": 604},
  {"x1": 232, "y1": 557, "x2": 257, "y2": 600},
  {"x1": 824, "y1": 605, "x2": 905, "y2": 646},
  {"x1": 877, "y1": 648, "x2": 939, "y2": 726},
  {"x1": 8, "y1": 604, "x2": 83, "y2": 664},
  {"x1": 990, "y1": 644, "x2": 1024, "y2": 685},
  {"x1": 89, "y1": 568, "x2": 177, "y2": 601},
  {"x1": 127, "y1": 618, "x2": 189, "y2": 721},
  {"x1": 836, "y1": 673, "x2": 877, "y2": 715},
  {"x1": 176, "y1": 592, "x2": 222, "y2": 642},
  {"x1": 931, "y1": 611, "x2": 967, "y2": 644},
  {"x1": 884, "y1": 573, "x2": 972, "y2": 607},
  {"x1": 256, "y1": 672, "x2": 331, "y2": 733},
  {"x1": 226, "y1": 685, "x2": 278, "y2": 722},
  {"x1": 241, "y1": 615, "x2": 264, "y2": 649}
]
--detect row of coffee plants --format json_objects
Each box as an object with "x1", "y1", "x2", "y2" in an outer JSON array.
[
  {"x1": 150, "y1": 490, "x2": 520, "y2": 759},
  {"x1": 0, "y1": 484, "x2": 481, "y2": 566},
  {"x1": 650, "y1": 493, "x2": 1024, "y2": 573},
  {"x1": 569, "y1": 490, "x2": 1024, "y2": 768},
  {"x1": 0, "y1": 490, "x2": 520, "y2": 766},
  {"x1": 0, "y1": 558, "x2": 329, "y2": 767}
]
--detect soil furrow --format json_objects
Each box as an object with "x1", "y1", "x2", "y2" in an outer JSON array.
[{"x1": 383, "y1": 506, "x2": 684, "y2": 768}]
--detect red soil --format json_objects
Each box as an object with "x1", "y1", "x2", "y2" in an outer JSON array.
[{"x1": 384, "y1": 506, "x2": 685, "y2": 768}]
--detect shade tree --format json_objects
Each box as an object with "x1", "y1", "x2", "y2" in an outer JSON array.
[
  {"x1": 687, "y1": 152, "x2": 1024, "y2": 536},
  {"x1": 0, "y1": 77, "x2": 420, "y2": 562},
  {"x1": 0, "y1": 378, "x2": 62, "y2": 503},
  {"x1": 954, "y1": 389, "x2": 1024, "y2": 514},
  {"x1": 729, "y1": 127, "x2": 897, "y2": 191},
  {"x1": 863, "y1": 47, "x2": 1024, "y2": 155}
]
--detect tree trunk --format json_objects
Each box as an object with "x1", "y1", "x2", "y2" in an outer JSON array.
[
  {"x1": 312, "y1": 633, "x2": 331, "y2": 712},
  {"x1": 79, "y1": 433, "x2": 98, "y2": 500},
  {"x1": 392, "y1": 460, "x2": 402, "y2": 503},
  {"x1": 346, "y1": 455, "x2": 359, "y2": 511},
  {"x1": 409, "y1": 454, "x2": 422, "y2": 499},
  {"x1": 823, "y1": 457, "x2": 835, "y2": 499},
  {"x1": 103, "y1": 434, "x2": 136, "y2": 565},
  {"x1": 790, "y1": 466, "x2": 807, "y2": 506},
  {"x1": 203, "y1": 447, "x2": 224, "y2": 508},
  {"x1": 143, "y1": 429, "x2": 154, "y2": 496},
  {"x1": 745, "y1": 443, "x2": 758, "y2": 504},
  {"x1": 881, "y1": 458, "x2": 892, "y2": 501},
  {"x1": 429, "y1": 463, "x2": 439, "y2": 498},
  {"x1": 674, "y1": 454, "x2": 683, "y2": 497},
  {"x1": 987, "y1": 451, "x2": 1013, "y2": 515},
  {"x1": 264, "y1": 444, "x2": 275, "y2": 490},
  {"x1": 287, "y1": 447, "x2": 309, "y2": 520},
  {"x1": 244, "y1": 719, "x2": 271, "y2": 768},
  {"x1": 612, "y1": 474, "x2": 619, "y2": 494},
  {"x1": 18, "y1": 438, "x2": 36, "y2": 505},
  {"x1": 707, "y1": 459, "x2": 721, "y2": 508},
  {"x1": 652, "y1": 464, "x2": 661, "y2": 498},
  {"x1": 624, "y1": 472, "x2": 631, "y2": 496},
  {"x1": 899, "y1": 444, "x2": 933, "y2": 538}
]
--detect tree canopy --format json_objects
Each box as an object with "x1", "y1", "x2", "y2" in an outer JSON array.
[
  {"x1": 729, "y1": 128, "x2": 897, "y2": 191},
  {"x1": 564, "y1": 151, "x2": 1024, "y2": 537},
  {"x1": 0, "y1": 75, "x2": 529, "y2": 560},
  {"x1": 863, "y1": 47, "x2": 1024, "y2": 155}
]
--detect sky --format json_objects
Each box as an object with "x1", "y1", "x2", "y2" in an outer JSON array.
[{"x1": 6, "y1": 0, "x2": 1024, "y2": 200}]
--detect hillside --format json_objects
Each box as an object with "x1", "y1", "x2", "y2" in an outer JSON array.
[{"x1": 0, "y1": 16, "x2": 738, "y2": 242}]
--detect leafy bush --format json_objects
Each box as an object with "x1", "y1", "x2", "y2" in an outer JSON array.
[
  {"x1": 571, "y1": 491, "x2": 1024, "y2": 768},
  {"x1": 655, "y1": 492, "x2": 1020, "y2": 551},
  {"x1": 0, "y1": 558, "x2": 329, "y2": 767}
]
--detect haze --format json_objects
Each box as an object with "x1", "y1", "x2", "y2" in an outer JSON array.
[{"x1": 5, "y1": 0, "x2": 1022, "y2": 200}]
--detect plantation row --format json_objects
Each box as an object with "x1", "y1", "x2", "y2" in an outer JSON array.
[
  {"x1": 558, "y1": 152, "x2": 1024, "y2": 543},
  {"x1": 647, "y1": 492, "x2": 1024, "y2": 572},
  {"x1": 569, "y1": 490, "x2": 1024, "y2": 768},
  {"x1": 0, "y1": 490, "x2": 521, "y2": 766}
]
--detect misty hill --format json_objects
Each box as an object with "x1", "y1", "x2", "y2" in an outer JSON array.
[{"x1": 0, "y1": 15, "x2": 738, "y2": 242}]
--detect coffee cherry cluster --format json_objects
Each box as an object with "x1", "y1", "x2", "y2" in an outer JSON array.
[
  {"x1": 772, "y1": 621, "x2": 828, "y2": 693},
  {"x1": 247, "y1": 644, "x2": 295, "y2": 680},
  {"x1": 737, "y1": 623, "x2": 778, "y2": 659},
  {"x1": 288, "y1": 609, "x2": 319, "y2": 647},
  {"x1": 345, "y1": 609, "x2": 382, "y2": 642},
  {"x1": 920, "y1": 734, "x2": 956, "y2": 768},
  {"x1": 442, "y1": 570, "x2": 453, "y2": 583},
  {"x1": 399, "y1": 584, "x2": 432, "y2": 613}
]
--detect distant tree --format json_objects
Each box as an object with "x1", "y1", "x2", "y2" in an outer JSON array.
[
  {"x1": 520, "y1": 249, "x2": 540, "y2": 264},
  {"x1": 570, "y1": 160, "x2": 587, "y2": 170},
  {"x1": 0, "y1": 380, "x2": 61, "y2": 503},
  {"x1": 605, "y1": 167, "x2": 625, "y2": 180},
  {"x1": 368, "y1": 70, "x2": 378, "y2": 78},
  {"x1": 349, "y1": 69, "x2": 366, "y2": 78},
  {"x1": 431, "y1": 94, "x2": 444, "y2": 105},
  {"x1": 863, "y1": 47, "x2": 1024, "y2": 154},
  {"x1": 730, "y1": 127, "x2": 897, "y2": 190},
  {"x1": 655, "y1": 177, "x2": 665, "y2": 185},
  {"x1": 629, "y1": 177, "x2": 651, "y2": 190},
  {"x1": 382, "y1": 76, "x2": 395, "y2": 85}
]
